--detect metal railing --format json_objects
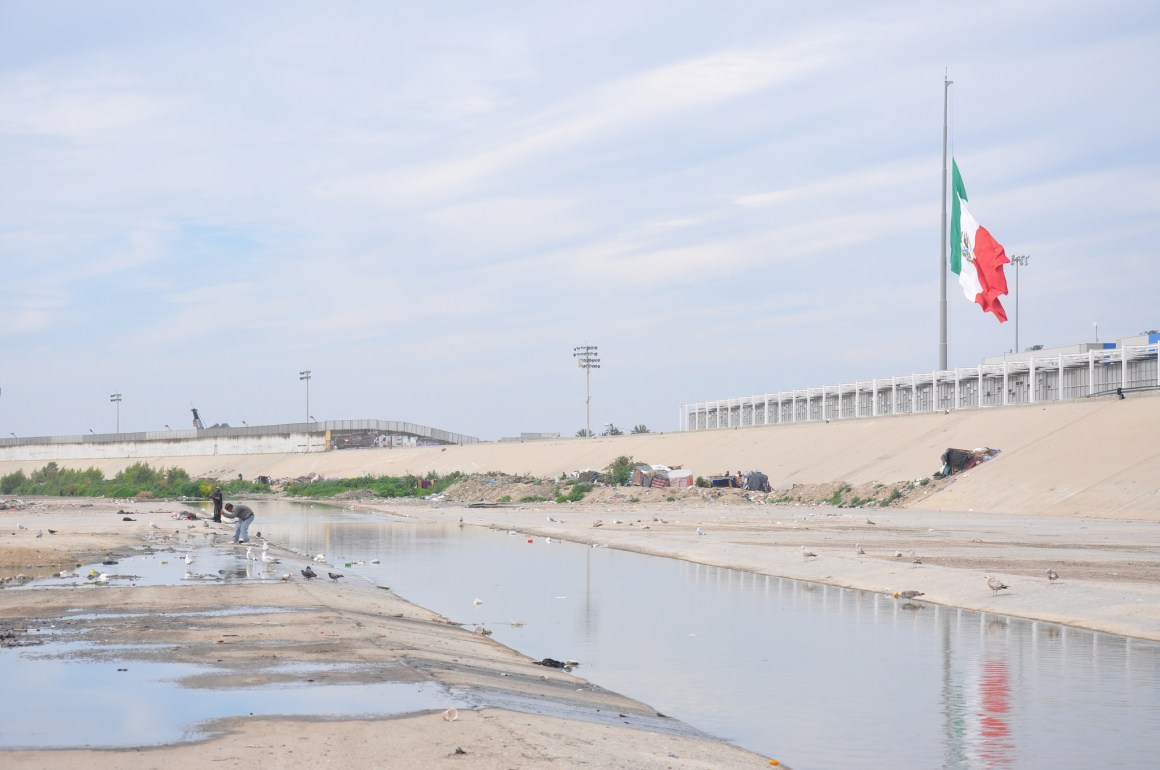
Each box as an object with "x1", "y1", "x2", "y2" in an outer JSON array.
[{"x1": 680, "y1": 344, "x2": 1159, "y2": 431}]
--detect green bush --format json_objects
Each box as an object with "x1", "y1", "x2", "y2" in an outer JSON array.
[
  {"x1": 608, "y1": 455, "x2": 635, "y2": 486},
  {"x1": 555, "y1": 482, "x2": 593, "y2": 503},
  {"x1": 695, "y1": 476, "x2": 709, "y2": 488},
  {"x1": 284, "y1": 471, "x2": 463, "y2": 499}
]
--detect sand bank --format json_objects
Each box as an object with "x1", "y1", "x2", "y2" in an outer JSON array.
[{"x1": 0, "y1": 500, "x2": 769, "y2": 769}]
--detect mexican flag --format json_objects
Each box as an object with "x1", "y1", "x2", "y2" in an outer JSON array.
[{"x1": 950, "y1": 159, "x2": 1009, "y2": 322}]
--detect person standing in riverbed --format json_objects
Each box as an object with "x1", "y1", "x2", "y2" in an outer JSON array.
[
  {"x1": 210, "y1": 486, "x2": 224, "y2": 522},
  {"x1": 222, "y1": 502, "x2": 255, "y2": 543}
]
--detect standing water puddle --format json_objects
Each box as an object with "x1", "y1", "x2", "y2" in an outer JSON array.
[{"x1": 6, "y1": 501, "x2": 1160, "y2": 767}]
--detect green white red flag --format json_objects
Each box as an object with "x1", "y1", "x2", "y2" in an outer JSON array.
[{"x1": 950, "y1": 159, "x2": 1009, "y2": 322}]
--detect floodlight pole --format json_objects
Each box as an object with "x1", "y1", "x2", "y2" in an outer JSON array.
[
  {"x1": 110, "y1": 393, "x2": 122, "y2": 433},
  {"x1": 1010, "y1": 255, "x2": 1030, "y2": 353},
  {"x1": 573, "y1": 345, "x2": 600, "y2": 437},
  {"x1": 299, "y1": 369, "x2": 311, "y2": 424}
]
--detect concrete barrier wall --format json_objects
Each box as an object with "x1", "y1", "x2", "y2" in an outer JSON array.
[{"x1": 0, "y1": 432, "x2": 326, "y2": 462}]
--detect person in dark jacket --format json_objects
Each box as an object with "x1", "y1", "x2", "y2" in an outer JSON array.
[
  {"x1": 210, "y1": 486, "x2": 224, "y2": 522},
  {"x1": 223, "y1": 502, "x2": 255, "y2": 543}
]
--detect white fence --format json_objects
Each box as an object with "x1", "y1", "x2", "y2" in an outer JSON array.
[{"x1": 680, "y1": 344, "x2": 1159, "y2": 431}]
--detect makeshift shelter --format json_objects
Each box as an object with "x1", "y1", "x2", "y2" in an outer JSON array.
[
  {"x1": 743, "y1": 470, "x2": 771, "y2": 492},
  {"x1": 937, "y1": 447, "x2": 1001, "y2": 478}
]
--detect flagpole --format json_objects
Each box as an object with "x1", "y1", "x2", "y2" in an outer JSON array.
[{"x1": 939, "y1": 74, "x2": 953, "y2": 371}]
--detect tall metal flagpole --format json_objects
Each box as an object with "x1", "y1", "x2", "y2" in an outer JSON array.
[{"x1": 939, "y1": 74, "x2": 953, "y2": 371}]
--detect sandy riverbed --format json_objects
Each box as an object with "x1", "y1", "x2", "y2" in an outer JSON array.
[{"x1": 0, "y1": 499, "x2": 771, "y2": 769}]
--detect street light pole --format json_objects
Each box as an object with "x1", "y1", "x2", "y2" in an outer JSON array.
[
  {"x1": 1010, "y1": 255, "x2": 1030, "y2": 353},
  {"x1": 572, "y1": 345, "x2": 600, "y2": 437},
  {"x1": 299, "y1": 369, "x2": 311, "y2": 424},
  {"x1": 110, "y1": 393, "x2": 122, "y2": 433}
]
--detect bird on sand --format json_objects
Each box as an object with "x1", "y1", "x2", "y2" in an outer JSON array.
[
  {"x1": 986, "y1": 576, "x2": 1010, "y2": 596},
  {"x1": 328, "y1": 572, "x2": 343, "y2": 582},
  {"x1": 855, "y1": 544, "x2": 865, "y2": 555},
  {"x1": 301, "y1": 565, "x2": 317, "y2": 579},
  {"x1": 47, "y1": 529, "x2": 57, "y2": 535},
  {"x1": 1046, "y1": 568, "x2": 1059, "y2": 583},
  {"x1": 801, "y1": 547, "x2": 818, "y2": 560},
  {"x1": 866, "y1": 518, "x2": 877, "y2": 525},
  {"x1": 894, "y1": 590, "x2": 924, "y2": 600}
]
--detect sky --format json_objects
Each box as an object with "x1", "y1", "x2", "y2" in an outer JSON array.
[{"x1": 2, "y1": 1, "x2": 1158, "y2": 441}]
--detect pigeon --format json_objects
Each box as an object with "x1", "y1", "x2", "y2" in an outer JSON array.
[
  {"x1": 36, "y1": 530, "x2": 43, "y2": 538},
  {"x1": 301, "y1": 566, "x2": 317, "y2": 579},
  {"x1": 1046, "y1": 568, "x2": 1059, "y2": 583},
  {"x1": 328, "y1": 572, "x2": 343, "y2": 582},
  {"x1": 47, "y1": 529, "x2": 57, "y2": 535},
  {"x1": 986, "y1": 576, "x2": 1010, "y2": 596},
  {"x1": 855, "y1": 544, "x2": 865, "y2": 555},
  {"x1": 801, "y1": 547, "x2": 818, "y2": 559},
  {"x1": 122, "y1": 516, "x2": 136, "y2": 521}
]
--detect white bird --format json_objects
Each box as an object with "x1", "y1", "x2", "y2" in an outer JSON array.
[
  {"x1": 696, "y1": 527, "x2": 706, "y2": 536},
  {"x1": 184, "y1": 553, "x2": 194, "y2": 565},
  {"x1": 314, "y1": 554, "x2": 326, "y2": 562},
  {"x1": 262, "y1": 541, "x2": 269, "y2": 551},
  {"x1": 262, "y1": 550, "x2": 279, "y2": 564},
  {"x1": 855, "y1": 543, "x2": 865, "y2": 555},
  {"x1": 96, "y1": 573, "x2": 109, "y2": 583},
  {"x1": 1046, "y1": 568, "x2": 1059, "y2": 583},
  {"x1": 280, "y1": 573, "x2": 292, "y2": 581},
  {"x1": 16, "y1": 523, "x2": 26, "y2": 530},
  {"x1": 370, "y1": 559, "x2": 381, "y2": 564},
  {"x1": 801, "y1": 547, "x2": 818, "y2": 559},
  {"x1": 473, "y1": 598, "x2": 483, "y2": 606},
  {"x1": 149, "y1": 522, "x2": 160, "y2": 530},
  {"x1": 986, "y1": 576, "x2": 1010, "y2": 596}
]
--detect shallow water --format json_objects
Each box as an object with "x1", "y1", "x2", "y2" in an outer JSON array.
[{"x1": 7, "y1": 501, "x2": 1160, "y2": 767}]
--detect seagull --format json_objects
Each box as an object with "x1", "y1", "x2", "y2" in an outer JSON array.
[
  {"x1": 328, "y1": 572, "x2": 343, "y2": 582},
  {"x1": 801, "y1": 547, "x2": 818, "y2": 560},
  {"x1": 313, "y1": 554, "x2": 326, "y2": 562},
  {"x1": 246, "y1": 547, "x2": 256, "y2": 561},
  {"x1": 261, "y1": 551, "x2": 279, "y2": 565},
  {"x1": 855, "y1": 544, "x2": 865, "y2": 555},
  {"x1": 473, "y1": 598, "x2": 483, "y2": 606},
  {"x1": 866, "y1": 518, "x2": 877, "y2": 525},
  {"x1": 1046, "y1": 568, "x2": 1059, "y2": 583},
  {"x1": 184, "y1": 553, "x2": 194, "y2": 565},
  {"x1": 301, "y1": 565, "x2": 317, "y2": 579},
  {"x1": 149, "y1": 522, "x2": 160, "y2": 530},
  {"x1": 986, "y1": 576, "x2": 1010, "y2": 596},
  {"x1": 370, "y1": 559, "x2": 381, "y2": 564},
  {"x1": 696, "y1": 527, "x2": 706, "y2": 536},
  {"x1": 895, "y1": 590, "x2": 925, "y2": 600}
]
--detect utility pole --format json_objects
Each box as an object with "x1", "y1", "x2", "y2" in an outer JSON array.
[{"x1": 573, "y1": 345, "x2": 600, "y2": 437}]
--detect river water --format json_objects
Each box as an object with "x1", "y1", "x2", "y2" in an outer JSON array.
[{"x1": 7, "y1": 501, "x2": 1160, "y2": 768}]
